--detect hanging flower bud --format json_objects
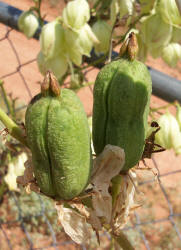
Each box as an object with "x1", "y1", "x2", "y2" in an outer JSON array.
[
  {"x1": 162, "y1": 43, "x2": 181, "y2": 67},
  {"x1": 37, "y1": 51, "x2": 68, "y2": 79},
  {"x1": 157, "y1": 0, "x2": 181, "y2": 27},
  {"x1": 77, "y1": 24, "x2": 99, "y2": 57},
  {"x1": 155, "y1": 112, "x2": 181, "y2": 154},
  {"x1": 62, "y1": 0, "x2": 90, "y2": 30},
  {"x1": 40, "y1": 20, "x2": 65, "y2": 60},
  {"x1": 119, "y1": 0, "x2": 135, "y2": 19},
  {"x1": 18, "y1": 11, "x2": 39, "y2": 38},
  {"x1": 110, "y1": 0, "x2": 120, "y2": 25},
  {"x1": 64, "y1": 24, "x2": 98, "y2": 58},
  {"x1": 92, "y1": 20, "x2": 111, "y2": 55},
  {"x1": 140, "y1": 14, "x2": 172, "y2": 58},
  {"x1": 67, "y1": 47, "x2": 82, "y2": 66}
]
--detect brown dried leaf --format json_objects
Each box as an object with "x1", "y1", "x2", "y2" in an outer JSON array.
[
  {"x1": 73, "y1": 203, "x2": 102, "y2": 232},
  {"x1": 91, "y1": 145, "x2": 125, "y2": 223},
  {"x1": 0, "y1": 128, "x2": 8, "y2": 144},
  {"x1": 55, "y1": 204, "x2": 92, "y2": 245},
  {"x1": 113, "y1": 170, "x2": 142, "y2": 233},
  {"x1": 92, "y1": 145, "x2": 125, "y2": 185},
  {"x1": 88, "y1": 210, "x2": 102, "y2": 232}
]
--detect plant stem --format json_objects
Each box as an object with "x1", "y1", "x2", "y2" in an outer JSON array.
[
  {"x1": 112, "y1": 232, "x2": 134, "y2": 250},
  {"x1": 93, "y1": 0, "x2": 102, "y2": 9},
  {"x1": 0, "y1": 180, "x2": 7, "y2": 201},
  {"x1": 32, "y1": 0, "x2": 44, "y2": 27},
  {"x1": 150, "y1": 101, "x2": 176, "y2": 112},
  {"x1": 0, "y1": 80, "x2": 15, "y2": 120},
  {"x1": 107, "y1": 14, "x2": 119, "y2": 63},
  {"x1": 81, "y1": 54, "x2": 107, "y2": 70},
  {"x1": 0, "y1": 107, "x2": 28, "y2": 147},
  {"x1": 114, "y1": 12, "x2": 150, "y2": 47}
]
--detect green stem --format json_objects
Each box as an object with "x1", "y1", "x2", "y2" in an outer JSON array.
[
  {"x1": 83, "y1": 81, "x2": 95, "y2": 87},
  {"x1": 112, "y1": 232, "x2": 134, "y2": 250},
  {"x1": 0, "y1": 180, "x2": 7, "y2": 201},
  {"x1": 0, "y1": 107, "x2": 28, "y2": 147},
  {"x1": 0, "y1": 80, "x2": 15, "y2": 120},
  {"x1": 81, "y1": 54, "x2": 107, "y2": 71},
  {"x1": 149, "y1": 112, "x2": 156, "y2": 120},
  {"x1": 32, "y1": 0, "x2": 44, "y2": 27},
  {"x1": 111, "y1": 175, "x2": 122, "y2": 207},
  {"x1": 107, "y1": 14, "x2": 119, "y2": 63},
  {"x1": 150, "y1": 101, "x2": 176, "y2": 112},
  {"x1": 114, "y1": 12, "x2": 150, "y2": 47},
  {"x1": 93, "y1": 0, "x2": 102, "y2": 9},
  {"x1": 110, "y1": 237, "x2": 115, "y2": 250},
  {"x1": 37, "y1": 0, "x2": 43, "y2": 25}
]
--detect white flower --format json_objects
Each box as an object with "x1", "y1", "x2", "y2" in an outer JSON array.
[
  {"x1": 155, "y1": 112, "x2": 181, "y2": 154},
  {"x1": 64, "y1": 24, "x2": 98, "y2": 58},
  {"x1": 37, "y1": 51, "x2": 68, "y2": 79},
  {"x1": 4, "y1": 153, "x2": 28, "y2": 191},
  {"x1": 77, "y1": 24, "x2": 99, "y2": 57},
  {"x1": 40, "y1": 20, "x2": 65, "y2": 59},
  {"x1": 140, "y1": 14, "x2": 172, "y2": 58},
  {"x1": 110, "y1": 0, "x2": 120, "y2": 25},
  {"x1": 92, "y1": 20, "x2": 111, "y2": 55},
  {"x1": 119, "y1": 0, "x2": 135, "y2": 19},
  {"x1": 162, "y1": 43, "x2": 181, "y2": 67},
  {"x1": 18, "y1": 11, "x2": 39, "y2": 38},
  {"x1": 62, "y1": 0, "x2": 90, "y2": 30},
  {"x1": 157, "y1": 0, "x2": 181, "y2": 27}
]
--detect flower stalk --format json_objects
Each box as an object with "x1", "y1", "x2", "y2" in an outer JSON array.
[{"x1": 0, "y1": 107, "x2": 28, "y2": 147}]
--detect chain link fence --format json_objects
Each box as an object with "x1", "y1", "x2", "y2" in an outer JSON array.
[{"x1": 1, "y1": 3, "x2": 181, "y2": 249}]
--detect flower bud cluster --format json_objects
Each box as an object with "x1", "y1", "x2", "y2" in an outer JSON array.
[
  {"x1": 18, "y1": 0, "x2": 100, "y2": 80},
  {"x1": 37, "y1": 0, "x2": 99, "y2": 79},
  {"x1": 135, "y1": 0, "x2": 181, "y2": 67}
]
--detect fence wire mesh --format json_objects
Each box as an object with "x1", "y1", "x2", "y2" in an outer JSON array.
[{"x1": 1, "y1": 12, "x2": 181, "y2": 250}]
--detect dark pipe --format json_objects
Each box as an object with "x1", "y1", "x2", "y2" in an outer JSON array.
[
  {"x1": 0, "y1": 1, "x2": 181, "y2": 103},
  {"x1": 148, "y1": 66, "x2": 181, "y2": 103}
]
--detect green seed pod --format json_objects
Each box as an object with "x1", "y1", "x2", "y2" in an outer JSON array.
[
  {"x1": 92, "y1": 35, "x2": 152, "y2": 172},
  {"x1": 25, "y1": 72, "x2": 92, "y2": 200}
]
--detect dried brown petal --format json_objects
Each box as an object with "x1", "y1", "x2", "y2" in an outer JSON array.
[
  {"x1": 113, "y1": 170, "x2": 142, "y2": 233},
  {"x1": 91, "y1": 145, "x2": 125, "y2": 223},
  {"x1": 73, "y1": 203, "x2": 102, "y2": 232},
  {"x1": 55, "y1": 204, "x2": 92, "y2": 245}
]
